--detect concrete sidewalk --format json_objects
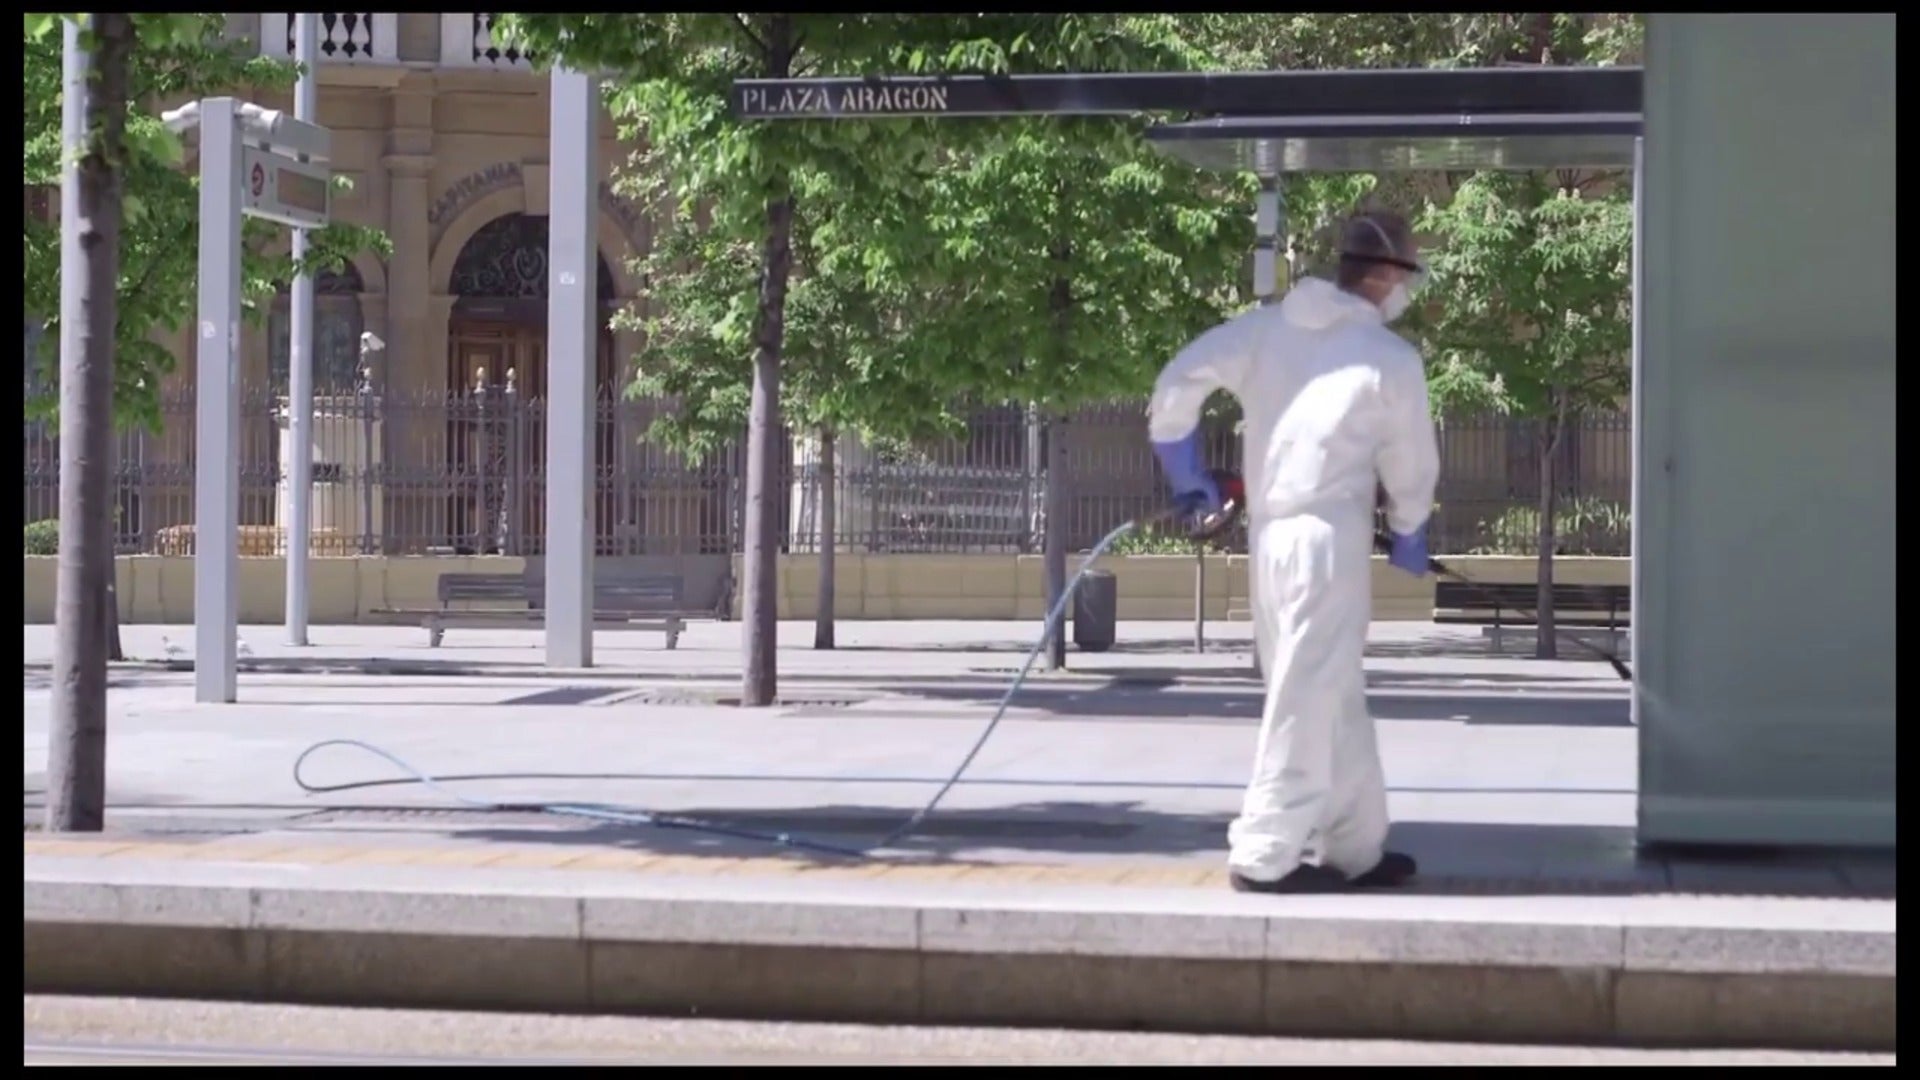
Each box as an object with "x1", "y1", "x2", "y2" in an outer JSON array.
[
  {"x1": 23, "y1": 627, "x2": 1887, "y2": 1048},
  {"x1": 23, "y1": 835, "x2": 1895, "y2": 1050},
  {"x1": 26, "y1": 662, "x2": 1645, "y2": 874}
]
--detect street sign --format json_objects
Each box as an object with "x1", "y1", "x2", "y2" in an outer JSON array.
[{"x1": 241, "y1": 145, "x2": 331, "y2": 229}]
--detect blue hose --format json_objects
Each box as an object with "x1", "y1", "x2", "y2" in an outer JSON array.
[{"x1": 292, "y1": 519, "x2": 1144, "y2": 861}]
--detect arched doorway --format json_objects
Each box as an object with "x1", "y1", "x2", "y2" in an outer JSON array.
[
  {"x1": 444, "y1": 213, "x2": 620, "y2": 554},
  {"x1": 446, "y1": 212, "x2": 618, "y2": 396}
]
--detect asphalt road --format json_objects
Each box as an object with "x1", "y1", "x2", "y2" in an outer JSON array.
[{"x1": 23, "y1": 997, "x2": 1893, "y2": 1066}]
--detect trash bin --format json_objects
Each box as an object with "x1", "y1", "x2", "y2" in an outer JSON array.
[{"x1": 1072, "y1": 570, "x2": 1118, "y2": 653}]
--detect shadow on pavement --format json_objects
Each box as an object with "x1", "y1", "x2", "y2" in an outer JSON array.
[
  {"x1": 42, "y1": 626, "x2": 1572, "y2": 679},
  {"x1": 21, "y1": 670, "x2": 191, "y2": 692},
  {"x1": 829, "y1": 634, "x2": 1520, "y2": 661},
  {"x1": 79, "y1": 667, "x2": 1628, "y2": 722},
  {"x1": 378, "y1": 806, "x2": 1890, "y2": 900},
  {"x1": 875, "y1": 683, "x2": 1632, "y2": 727},
  {"x1": 1066, "y1": 669, "x2": 1621, "y2": 688}
]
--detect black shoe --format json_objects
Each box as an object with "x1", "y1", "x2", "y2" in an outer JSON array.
[
  {"x1": 1230, "y1": 864, "x2": 1350, "y2": 894},
  {"x1": 1350, "y1": 851, "x2": 1418, "y2": 888}
]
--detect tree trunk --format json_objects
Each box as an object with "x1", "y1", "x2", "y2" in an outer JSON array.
[
  {"x1": 1022, "y1": 403, "x2": 1041, "y2": 554},
  {"x1": 1044, "y1": 412, "x2": 1068, "y2": 671},
  {"x1": 1519, "y1": 12, "x2": 1558, "y2": 63},
  {"x1": 1533, "y1": 402, "x2": 1567, "y2": 661},
  {"x1": 47, "y1": 13, "x2": 129, "y2": 833},
  {"x1": 1042, "y1": 246, "x2": 1073, "y2": 671},
  {"x1": 813, "y1": 425, "x2": 836, "y2": 650},
  {"x1": 740, "y1": 16, "x2": 796, "y2": 708},
  {"x1": 105, "y1": 573, "x2": 123, "y2": 662},
  {"x1": 107, "y1": 446, "x2": 122, "y2": 662}
]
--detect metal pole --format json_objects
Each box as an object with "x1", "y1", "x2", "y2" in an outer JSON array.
[
  {"x1": 545, "y1": 67, "x2": 597, "y2": 667},
  {"x1": 1238, "y1": 174, "x2": 1287, "y2": 663},
  {"x1": 359, "y1": 355, "x2": 375, "y2": 554},
  {"x1": 1253, "y1": 176, "x2": 1282, "y2": 305},
  {"x1": 1193, "y1": 548, "x2": 1205, "y2": 653},
  {"x1": 1628, "y1": 135, "x2": 1644, "y2": 726},
  {"x1": 1043, "y1": 413, "x2": 1068, "y2": 670},
  {"x1": 194, "y1": 98, "x2": 243, "y2": 703},
  {"x1": 285, "y1": 13, "x2": 318, "y2": 645}
]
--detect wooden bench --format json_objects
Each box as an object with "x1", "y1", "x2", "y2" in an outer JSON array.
[
  {"x1": 392, "y1": 571, "x2": 701, "y2": 649},
  {"x1": 1433, "y1": 580, "x2": 1631, "y2": 652}
]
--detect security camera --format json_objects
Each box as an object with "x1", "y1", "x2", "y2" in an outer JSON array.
[
  {"x1": 359, "y1": 331, "x2": 386, "y2": 353},
  {"x1": 161, "y1": 101, "x2": 202, "y2": 134}
]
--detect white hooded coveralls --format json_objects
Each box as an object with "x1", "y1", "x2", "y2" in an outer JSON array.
[{"x1": 1147, "y1": 277, "x2": 1440, "y2": 882}]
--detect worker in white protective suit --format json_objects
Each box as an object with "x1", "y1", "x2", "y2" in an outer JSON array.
[{"x1": 1147, "y1": 210, "x2": 1441, "y2": 894}]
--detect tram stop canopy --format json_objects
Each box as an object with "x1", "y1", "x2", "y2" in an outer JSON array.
[{"x1": 731, "y1": 66, "x2": 1643, "y2": 173}]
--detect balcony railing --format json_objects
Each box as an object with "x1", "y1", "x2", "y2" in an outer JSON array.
[
  {"x1": 439, "y1": 13, "x2": 536, "y2": 70},
  {"x1": 258, "y1": 13, "x2": 398, "y2": 64}
]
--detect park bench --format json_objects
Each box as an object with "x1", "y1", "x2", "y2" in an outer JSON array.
[
  {"x1": 399, "y1": 571, "x2": 705, "y2": 649},
  {"x1": 1432, "y1": 580, "x2": 1631, "y2": 652}
]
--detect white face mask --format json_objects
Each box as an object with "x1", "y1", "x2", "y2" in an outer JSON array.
[{"x1": 1379, "y1": 282, "x2": 1412, "y2": 323}]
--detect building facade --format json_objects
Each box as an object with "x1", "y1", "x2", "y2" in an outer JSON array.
[{"x1": 140, "y1": 14, "x2": 720, "y2": 559}]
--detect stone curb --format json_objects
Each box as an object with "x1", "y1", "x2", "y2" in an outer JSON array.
[{"x1": 23, "y1": 857, "x2": 1895, "y2": 1051}]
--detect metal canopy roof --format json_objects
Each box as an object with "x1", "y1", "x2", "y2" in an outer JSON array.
[
  {"x1": 732, "y1": 66, "x2": 1642, "y2": 121},
  {"x1": 731, "y1": 66, "x2": 1643, "y2": 174},
  {"x1": 1147, "y1": 112, "x2": 1642, "y2": 174}
]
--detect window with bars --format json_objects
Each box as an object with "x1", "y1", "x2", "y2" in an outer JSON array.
[{"x1": 267, "y1": 267, "x2": 368, "y2": 392}]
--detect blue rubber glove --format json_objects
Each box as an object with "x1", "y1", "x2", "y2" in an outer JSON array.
[
  {"x1": 1387, "y1": 525, "x2": 1430, "y2": 577},
  {"x1": 1151, "y1": 432, "x2": 1221, "y2": 516}
]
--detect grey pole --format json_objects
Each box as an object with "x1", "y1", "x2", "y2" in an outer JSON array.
[
  {"x1": 1190, "y1": 549, "x2": 1205, "y2": 653},
  {"x1": 194, "y1": 98, "x2": 243, "y2": 703},
  {"x1": 285, "y1": 13, "x2": 318, "y2": 645},
  {"x1": 544, "y1": 67, "x2": 597, "y2": 667},
  {"x1": 1253, "y1": 175, "x2": 1283, "y2": 304},
  {"x1": 1628, "y1": 135, "x2": 1644, "y2": 730},
  {"x1": 1238, "y1": 174, "x2": 1285, "y2": 665}
]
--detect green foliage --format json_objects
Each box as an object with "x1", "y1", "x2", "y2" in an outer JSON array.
[
  {"x1": 499, "y1": 14, "x2": 1257, "y2": 460},
  {"x1": 23, "y1": 13, "x2": 392, "y2": 432},
  {"x1": 1469, "y1": 497, "x2": 1631, "y2": 556},
  {"x1": 1410, "y1": 173, "x2": 1634, "y2": 422},
  {"x1": 1193, "y1": 14, "x2": 1637, "y2": 80},
  {"x1": 499, "y1": 10, "x2": 1643, "y2": 495},
  {"x1": 25, "y1": 519, "x2": 61, "y2": 555},
  {"x1": 1382, "y1": 14, "x2": 1640, "y2": 428},
  {"x1": 877, "y1": 114, "x2": 1254, "y2": 415},
  {"x1": 611, "y1": 141, "x2": 970, "y2": 458},
  {"x1": 1103, "y1": 522, "x2": 1236, "y2": 556}
]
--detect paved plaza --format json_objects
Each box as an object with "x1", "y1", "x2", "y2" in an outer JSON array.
[{"x1": 22, "y1": 619, "x2": 1882, "y2": 896}]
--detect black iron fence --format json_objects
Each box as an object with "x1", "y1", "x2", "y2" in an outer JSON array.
[{"x1": 23, "y1": 385, "x2": 1632, "y2": 558}]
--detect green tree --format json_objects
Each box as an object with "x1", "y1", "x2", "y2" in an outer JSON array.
[
  {"x1": 499, "y1": 13, "x2": 1229, "y2": 696},
  {"x1": 499, "y1": 13, "x2": 965, "y2": 702},
  {"x1": 1412, "y1": 172, "x2": 1633, "y2": 658},
  {"x1": 23, "y1": 12, "x2": 392, "y2": 432},
  {"x1": 868, "y1": 112, "x2": 1254, "y2": 665},
  {"x1": 1399, "y1": 15, "x2": 1640, "y2": 659},
  {"x1": 610, "y1": 153, "x2": 955, "y2": 651},
  {"x1": 1188, "y1": 13, "x2": 1642, "y2": 659}
]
